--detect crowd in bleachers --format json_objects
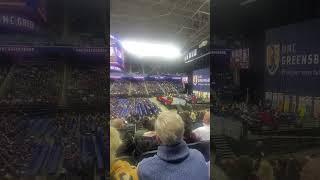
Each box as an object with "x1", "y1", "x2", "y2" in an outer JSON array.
[
  {"x1": 110, "y1": 98, "x2": 161, "y2": 121},
  {"x1": 159, "y1": 81, "x2": 178, "y2": 94},
  {"x1": 110, "y1": 80, "x2": 130, "y2": 96},
  {"x1": 130, "y1": 81, "x2": 147, "y2": 96},
  {"x1": 144, "y1": 81, "x2": 163, "y2": 95},
  {"x1": 0, "y1": 65, "x2": 10, "y2": 85},
  {"x1": 67, "y1": 66, "x2": 107, "y2": 104},
  {"x1": 110, "y1": 79, "x2": 184, "y2": 97},
  {"x1": 0, "y1": 61, "x2": 107, "y2": 106},
  {"x1": 0, "y1": 112, "x2": 33, "y2": 177},
  {"x1": 0, "y1": 63, "x2": 63, "y2": 105},
  {"x1": 0, "y1": 111, "x2": 107, "y2": 178}
]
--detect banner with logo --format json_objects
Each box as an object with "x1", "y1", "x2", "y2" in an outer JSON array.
[
  {"x1": 193, "y1": 68, "x2": 210, "y2": 101},
  {"x1": 193, "y1": 68, "x2": 210, "y2": 92},
  {"x1": 265, "y1": 19, "x2": 320, "y2": 96}
]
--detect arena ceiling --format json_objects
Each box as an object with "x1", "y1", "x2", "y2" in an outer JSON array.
[
  {"x1": 110, "y1": 0, "x2": 210, "y2": 51},
  {"x1": 47, "y1": 0, "x2": 106, "y2": 37},
  {"x1": 213, "y1": 0, "x2": 320, "y2": 38}
]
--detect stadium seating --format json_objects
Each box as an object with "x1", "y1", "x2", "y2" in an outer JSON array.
[
  {"x1": 111, "y1": 98, "x2": 160, "y2": 120},
  {"x1": 110, "y1": 79, "x2": 184, "y2": 96}
]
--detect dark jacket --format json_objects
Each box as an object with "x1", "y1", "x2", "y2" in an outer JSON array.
[{"x1": 138, "y1": 140, "x2": 209, "y2": 180}]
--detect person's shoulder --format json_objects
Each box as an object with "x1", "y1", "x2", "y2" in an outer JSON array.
[
  {"x1": 189, "y1": 148, "x2": 206, "y2": 161},
  {"x1": 138, "y1": 155, "x2": 159, "y2": 169},
  {"x1": 193, "y1": 126, "x2": 204, "y2": 132},
  {"x1": 137, "y1": 155, "x2": 160, "y2": 178}
]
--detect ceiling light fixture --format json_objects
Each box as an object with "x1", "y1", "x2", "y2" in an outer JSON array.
[{"x1": 120, "y1": 40, "x2": 181, "y2": 60}]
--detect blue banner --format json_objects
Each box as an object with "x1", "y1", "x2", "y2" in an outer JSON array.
[
  {"x1": 193, "y1": 68, "x2": 210, "y2": 92},
  {"x1": 265, "y1": 19, "x2": 320, "y2": 96}
]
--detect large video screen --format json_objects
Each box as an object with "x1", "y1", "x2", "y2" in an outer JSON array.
[
  {"x1": 193, "y1": 68, "x2": 210, "y2": 103},
  {"x1": 110, "y1": 35, "x2": 124, "y2": 72}
]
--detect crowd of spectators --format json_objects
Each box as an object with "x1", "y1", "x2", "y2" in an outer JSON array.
[
  {"x1": 110, "y1": 80, "x2": 130, "y2": 96},
  {"x1": 110, "y1": 111, "x2": 210, "y2": 180},
  {"x1": 0, "y1": 111, "x2": 107, "y2": 178},
  {"x1": 145, "y1": 81, "x2": 163, "y2": 95},
  {"x1": 0, "y1": 112, "x2": 32, "y2": 178},
  {"x1": 0, "y1": 63, "x2": 63, "y2": 105},
  {"x1": 110, "y1": 98, "x2": 160, "y2": 121},
  {"x1": 110, "y1": 79, "x2": 184, "y2": 96},
  {"x1": 0, "y1": 65, "x2": 10, "y2": 85},
  {"x1": 110, "y1": 108, "x2": 209, "y2": 158},
  {"x1": 130, "y1": 81, "x2": 147, "y2": 96},
  {"x1": 159, "y1": 81, "x2": 178, "y2": 94},
  {"x1": 212, "y1": 102, "x2": 312, "y2": 133},
  {"x1": 67, "y1": 66, "x2": 107, "y2": 104},
  {"x1": 0, "y1": 62, "x2": 107, "y2": 106}
]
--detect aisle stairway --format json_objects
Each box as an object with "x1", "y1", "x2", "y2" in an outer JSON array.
[
  {"x1": 212, "y1": 135, "x2": 235, "y2": 160},
  {"x1": 143, "y1": 81, "x2": 149, "y2": 96},
  {"x1": 129, "y1": 82, "x2": 132, "y2": 96},
  {"x1": 158, "y1": 83, "x2": 165, "y2": 94}
]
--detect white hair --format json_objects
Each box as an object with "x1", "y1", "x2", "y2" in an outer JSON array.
[{"x1": 155, "y1": 111, "x2": 185, "y2": 145}]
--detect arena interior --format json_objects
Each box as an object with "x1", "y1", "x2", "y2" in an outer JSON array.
[{"x1": 110, "y1": 0, "x2": 211, "y2": 179}]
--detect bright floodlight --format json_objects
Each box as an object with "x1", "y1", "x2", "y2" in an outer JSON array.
[{"x1": 121, "y1": 40, "x2": 181, "y2": 59}]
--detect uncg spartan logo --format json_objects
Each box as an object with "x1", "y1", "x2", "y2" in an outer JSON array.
[{"x1": 266, "y1": 44, "x2": 280, "y2": 75}]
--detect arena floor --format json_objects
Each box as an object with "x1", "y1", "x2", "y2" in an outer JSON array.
[{"x1": 149, "y1": 97, "x2": 177, "y2": 113}]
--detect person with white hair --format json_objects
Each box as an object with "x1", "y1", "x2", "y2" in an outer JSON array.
[
  {"x1": 137, "y1": 111, "x2": 209, "y2": 180},
  {"x1": 193, "y1": 110, "x2": 210, "y2": 141}
]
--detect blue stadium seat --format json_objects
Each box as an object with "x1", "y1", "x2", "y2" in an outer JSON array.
[
  {"x1": 29, "y1": 144, "x2": 50, "y2": 175},
  {"x1": 47, "y1": 144, "x2": 62, "y2": 174}
]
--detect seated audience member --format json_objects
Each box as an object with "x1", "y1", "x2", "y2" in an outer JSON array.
[
  {"x1": 192, "y1": 111, "x2": 204, "y2": 129},
  {"x1": 134, "y1": 117, "x2": 158, "y2": 156},
  {"x1": 179, "y1": 111, "x2": 198, "y2": 143},
  {"x1": 138, "y1": 111, "x2": 209, "y2": 180},
  {"x1": 300, "y1": 157, "x2": 320, "y2": 180},
  {"x1": 190, "y1": 111, "x2": 196, "y2": 122},
  {"x1": 193, "y1": 111, "x2": 210, "y2": 141},
  {"x1": 111, "y1": 118, "x2": 134, "y2": 156},
  {"x1": 257, "y1": 160, "x2": 274, "y2": 180},
  {"x1": 110, "y1": 127, "x2": 138, "y2": 180},
  {"x1": 111, "y1": 118, "x2": 125, "y2": 129}
]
